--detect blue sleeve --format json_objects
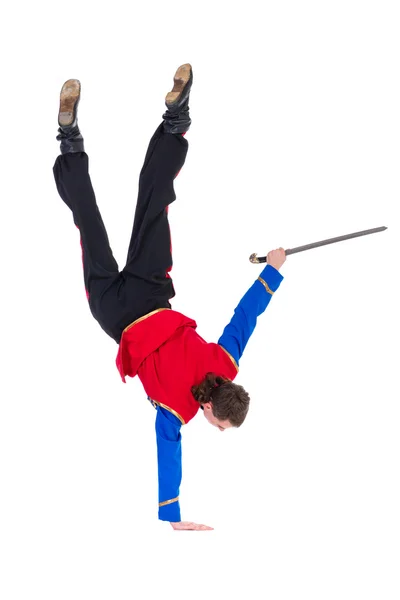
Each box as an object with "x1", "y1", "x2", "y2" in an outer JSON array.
[
  {"x1": 217, "y1": 264, "x2": 284, "y2": 365},
  {"x1": 155, "y1": 406, "x2": 183, "y2": 522}
]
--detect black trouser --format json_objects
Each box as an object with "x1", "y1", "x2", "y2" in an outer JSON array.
[{"x1": 53, "y1": 123, "x2": 189, "y2": 343}]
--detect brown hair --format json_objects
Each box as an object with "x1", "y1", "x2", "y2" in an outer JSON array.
[{"x1": 191, "y1": 373, "x2": 250, "y2": 427}]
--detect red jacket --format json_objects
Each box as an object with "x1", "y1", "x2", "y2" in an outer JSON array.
[{"x1": 116, "y1": 308, "x2": 239, "y2": 424}]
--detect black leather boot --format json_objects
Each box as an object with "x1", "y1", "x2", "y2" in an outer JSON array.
[
  {"x1": 56, "y1": 79, "x2": 85, "y2": 153},
  {"x1": 162, "y1": 63, "x2": 193, "y2": 134}
]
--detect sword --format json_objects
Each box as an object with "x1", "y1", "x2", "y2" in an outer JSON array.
[{"x1": 249, "y1": 226, "x2": 387, "y2": 264}]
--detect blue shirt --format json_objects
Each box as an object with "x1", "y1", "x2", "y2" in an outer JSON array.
[{"x1": 151, "y1": 264, "x2": 284, "y2": 521}]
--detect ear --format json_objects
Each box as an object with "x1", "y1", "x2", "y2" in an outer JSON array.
[{"x1": 203, "y1": 402, "x2": 213, "y2": 411}]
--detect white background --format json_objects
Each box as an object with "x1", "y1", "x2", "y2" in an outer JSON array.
[{"x1": 1, "y1": 1, "x2": 399, "y2": 599}]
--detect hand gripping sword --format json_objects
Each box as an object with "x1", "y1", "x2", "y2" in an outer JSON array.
[{"x1": 249, "y1": 226, "x2": 387, "y2": 264}]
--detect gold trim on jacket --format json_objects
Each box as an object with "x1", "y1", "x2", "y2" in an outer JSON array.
[
  {"x1": 159, "y1": 496, "x2": 179, "y2": 507},
  {"x1": 151, "y1": 400, "x2": 186, "y2": 425},
  {"x1": 219, "y1": 345, "x2": 239, "y2": 372},
  {"x1": 257, "y1": 276, "x2": 274, "y2": 295},
  {"x1": 122, "y1": 308, "x2": 171, "y2": 334}
]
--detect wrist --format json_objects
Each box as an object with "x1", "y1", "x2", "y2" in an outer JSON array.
[{"x1": 259, "y1": 264, "x2": 284, "y2": 290}]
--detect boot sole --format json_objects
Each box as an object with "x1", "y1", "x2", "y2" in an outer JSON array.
[
  {"x1": 58, "y1": 79, "x2": 81, "y2": 127},
  {"x1": 165, "y1": 64, "x2": 192, "y2": 106}
]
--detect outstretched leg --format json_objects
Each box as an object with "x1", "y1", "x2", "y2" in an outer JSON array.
[
  {"x1": 53, "y1": 79, "x2": 120, "y2": 339},
  {"x1": 53, "y1": 153, "x2": 119, "y2": 293},
  {"x1": 123, "y1": 64, "x2": 193, "y2": 304}
]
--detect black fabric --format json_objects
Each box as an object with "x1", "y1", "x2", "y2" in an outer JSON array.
[
  {"x1": 53, "y1": 122, "x2": 188, "y2": 343},
  {"x1": 56, "y1": 125, "x2": 85, "y2": 154}
]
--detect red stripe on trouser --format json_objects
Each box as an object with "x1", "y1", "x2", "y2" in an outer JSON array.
[{"x1": 75, "y1": 225, "x2": 90, "y2": 299}]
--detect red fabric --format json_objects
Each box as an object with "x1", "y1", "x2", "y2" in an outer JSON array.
[{"x1": 116, "y1": 310, "x2": 238, "y2": 424}]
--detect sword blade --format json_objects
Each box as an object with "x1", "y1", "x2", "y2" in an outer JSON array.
[{"x1": 249, "y1": 226, "x2": 387, "y2": 263}]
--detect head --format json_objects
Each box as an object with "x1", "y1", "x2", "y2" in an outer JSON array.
[{"x1": 191, "y1": 373, "x2": 250, "y2": 431}]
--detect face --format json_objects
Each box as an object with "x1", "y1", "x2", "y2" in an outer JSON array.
[{"x1": 203, "y1": 402, "x2": 233, "y2": 432}]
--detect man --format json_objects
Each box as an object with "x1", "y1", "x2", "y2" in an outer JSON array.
[{"x1": 53, "y1": 64, "x2": 286, "y2": 530}]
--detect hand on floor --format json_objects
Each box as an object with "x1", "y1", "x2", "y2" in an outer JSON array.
[{"x1": 170, "y1": 521, "x2": 214, "y2": 531}]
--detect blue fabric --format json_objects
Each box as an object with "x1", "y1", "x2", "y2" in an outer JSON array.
[
  {"x1": 155, "y1": 406, "x2": 182, "y2": 522},
  {"x1": 218, "y1": 264, "x2": 284, "y2": 364},
  {"x1": 153, "y1": 264, "x2": 283, "y2": 522}
]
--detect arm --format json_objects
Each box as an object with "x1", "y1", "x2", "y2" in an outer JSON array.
[
  {"x1": 155, "y1": 406, "x2": 183, "y2": 522},
  {"x1": 155, "y1": 406, "x2": 214, "y2": 531},
  {"x1": 218, "y1": 259, "x2": 284, "y2": 364}
]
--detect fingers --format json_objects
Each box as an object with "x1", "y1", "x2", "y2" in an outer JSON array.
[
  {"x1": 266, "y1": 247, "x2": 286, "y2": 269},
  {"x1": 172, "y1": 521, "x2": 214, "y2": 531},
  {"x1": 185, "y1": 522, "x2": 214, "y2": 530}
]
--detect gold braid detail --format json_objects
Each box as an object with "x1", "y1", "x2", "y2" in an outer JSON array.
[
  {"x1": 159, "y1": 496, "x2": 179, "y2": 507},
  {"x1": 257, "y1": 276, "x2": 274, "y2": 295}
]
